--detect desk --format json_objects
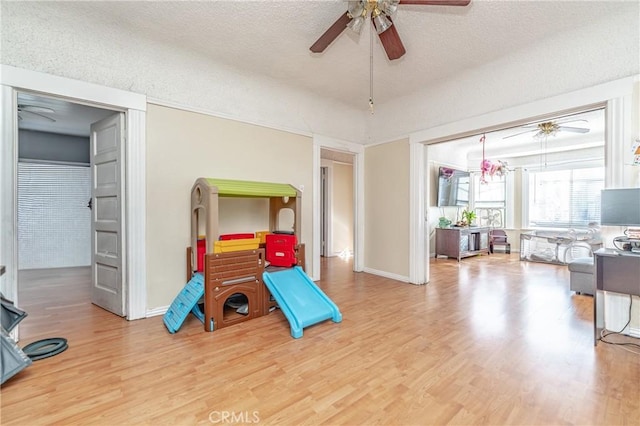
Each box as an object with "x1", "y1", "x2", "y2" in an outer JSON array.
[{"x1": 593, "y1": 248, "x2": 640, "y2": 345}]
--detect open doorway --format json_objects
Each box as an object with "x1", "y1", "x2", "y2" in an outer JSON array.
[
  {"x1": 2, "y1": 67, "x2": 148, "y2": 330},
  {"x1": 320, "y1": 149, "x2": 355, "y2": 261},
  {"x1": 16, "y1": 92, "x2": 117, "y2": 339}
]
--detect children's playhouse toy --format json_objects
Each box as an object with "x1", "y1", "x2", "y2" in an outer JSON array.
[{"x1": 164, "y1": 177, "x2": 341, "y2": 337}]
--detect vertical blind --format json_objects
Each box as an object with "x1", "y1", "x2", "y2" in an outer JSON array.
[{"x1": 18, "y1": 162, "x2": 91, "y2": 269}]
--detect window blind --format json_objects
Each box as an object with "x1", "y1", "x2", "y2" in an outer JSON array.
[
  {"x1": 18, "y1": 162, "x2": 91, "y2": 269},
  {"x1": 528, "y1": 167, "x2": 604, "y2": 228}
]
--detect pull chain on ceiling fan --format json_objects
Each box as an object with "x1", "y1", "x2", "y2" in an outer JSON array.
[{"x1": 310, "y1": 0, "x2": 471, "y2": 61}]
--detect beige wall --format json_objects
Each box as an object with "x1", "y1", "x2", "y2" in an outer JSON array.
[
  {"x1": 332, "y1": 162, "x2": 353, "y2": 255},
  {"x1": 146, "y1": 104, "x2": 313, "y2": 310},
  {"x1": 364, "y1": 139, "x2": 410, "y2": 277}
]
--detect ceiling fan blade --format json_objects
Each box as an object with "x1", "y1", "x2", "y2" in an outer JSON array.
[
  {"x1": 376, "y1": 19, "x2": 406, "y2": 60},
  {"x1": 310, "y1": 12, "x2": 352, "y2": 53},
  {"x1": 503, "y1": 129, "x2": 535, "y2": 139},
  {"x1": 557, "y1": 126, "x2": 590, "y2": 133},
  {"x1": 399, "y1": 0, "x2": 471, "y2": 6},
  {"x1": 19, "y1": 110, "x2": 56, "y2": 122},
  {"x1": 554, "y1": 118, "x2": 588, "y2": 125},
  {"x1": 19, "y1": 104, "x2": 55, "y2": 114}
]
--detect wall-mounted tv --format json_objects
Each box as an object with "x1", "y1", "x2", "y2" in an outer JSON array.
[
  {"x1": 437, "y1": 166, "x2": 470, "y2": 207},
  {"x1": 600, "y1": 188, "x2": 640, "y2": 226}
]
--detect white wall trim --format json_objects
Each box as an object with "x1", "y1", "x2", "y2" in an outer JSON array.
[
  {"x1": 408, "y1": 75, "x2": 638, "y2": 285},
  {"x1": 0, "y1": 66, "x2": 147, "y2": 321},
  {"x1": 324, "y1": 164, "x2": 334, "y2": 259},
  {"x1": 313, "y1": 134, "x2": 365, "y2": 277},
  {"x1": 409, "y1": 142, "x2": 426, "y2": 284},
  {"x1": 146, "y1": 306, "x2": 169, "y2": 318},
  {"x1": 354, "y1": 149, "x2": 365, "y2": 272},
  {"x1": 126, "y1": 110, "x2": 147, "y2": 320},
  {"x1": 365, "y1": 133, "x2": 412, "y2": 148},
  {"x1": 311, "y1": 143, "x2": 322, "y2": 281},
  {"x1": 362, "y1": 267, "x2": 409, "y2": 283},
  {"x1": 0, "y1": 86, "x2": 18, "y2": 315},
  {"x1": 148, "y1": 97, "x2": 313, "y2": 139},
  {"x1": 409, "y1": 75, "x2": 637, "y2": 145},
  {"x1": 314, "y1": 134, "x2": 365, "y2": 155},
  {"x1": 1, "y1": 65, "x2": 146, "y2": 112}
]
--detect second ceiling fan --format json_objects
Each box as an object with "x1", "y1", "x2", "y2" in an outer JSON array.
[{"x1": 310, "y1": 0, "x2": 471, "y2": 61}]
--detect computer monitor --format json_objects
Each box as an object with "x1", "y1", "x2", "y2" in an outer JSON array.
[{"x1": 600, "y1": 188, "x2": 640, "y2": 226}]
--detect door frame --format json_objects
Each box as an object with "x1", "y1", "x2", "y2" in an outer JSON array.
[
  {"x1": 320, "y1": 166, "x2": 330, "y2": 257},
  {"x1": 312, "y1": 135, "x2": 364, "y2": 280},
  {"x1": 408, "y1": 75, "x2": 637, "y2": 284},
  {"x1": 1, "y1": 65, "x2": 147, "y2": 321}
]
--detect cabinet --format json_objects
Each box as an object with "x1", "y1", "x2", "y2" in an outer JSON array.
[{"x1": 435, "y1": 227, "x2": 490, "y2": 261}]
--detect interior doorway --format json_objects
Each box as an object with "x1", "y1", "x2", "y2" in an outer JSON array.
[
  {"x1": 16, "y1": 92, "x2": 117, "y2": 338},
  {"x1": 320, "y1": 148, "x2": 355, "y2": 260}
]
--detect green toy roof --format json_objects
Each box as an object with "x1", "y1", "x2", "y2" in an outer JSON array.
[{"x1": 203, "y1": 178, "x2": 298, "y2": 198}]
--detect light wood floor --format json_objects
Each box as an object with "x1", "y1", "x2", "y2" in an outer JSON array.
[{"x1": 3, "y1": 255, "x2": 639, "y2": 425}]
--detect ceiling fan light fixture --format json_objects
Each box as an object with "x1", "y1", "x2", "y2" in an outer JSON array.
[
  {"x1": 347, "y1": 1, "x2": 366, "y2": 19},
  {"x1": 348, "y1": 15, "x2": 366, "y2": 34},
  {"x1": 372, "y1": 9, "x2": 393, "y2": 34},
  {"x1": 378, "y1": 0, "x2": 400, "y2": 16},
  {"x1": 534, "y1": 122, "x2": 560, "y2": 138}
]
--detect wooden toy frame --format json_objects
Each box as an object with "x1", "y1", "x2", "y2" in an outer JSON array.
[
  {"x1": 185, "y1": 244, "x2": 305, "y2": 331},
  {"x1": 188, "y1": 177, "x2": 304, "y2": 332}
]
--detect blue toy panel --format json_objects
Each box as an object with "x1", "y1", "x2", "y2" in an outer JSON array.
[
  {"x1": 263, "y1": 266, "x2": 342, "y2": 338},
  {"x1": 163, "y1": 273, "x2": 205, "y2": 333}
]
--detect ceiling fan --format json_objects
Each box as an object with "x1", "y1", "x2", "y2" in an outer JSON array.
[
  {"x1": 310, "y1": 0, "x2": 471, "y2": 61},
  {"x1": 503, "y1": 119, "x2": 590, "y2": 140},
  {"x1": 18, "y1": 104, "x2": 56, "y2": 122}
]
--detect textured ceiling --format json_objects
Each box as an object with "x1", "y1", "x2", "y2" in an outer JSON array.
[{"x1": 6, "y1": 0, "x2": 636, "y2": 111}]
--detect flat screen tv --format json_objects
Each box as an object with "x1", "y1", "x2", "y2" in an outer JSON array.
[
  {"x1": 600, "y1": 188, "x2": 640, "y2": 226},
  {"x1": 437, "y1": 166, "x2": 470, "y2": 207}
]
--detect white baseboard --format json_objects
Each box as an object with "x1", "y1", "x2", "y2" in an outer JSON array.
[
  {"x1": 146, "y1": 306, "x2": 168, "y2": 317},
  {"x1": 362, "y1": 267, "x2": 409, "y2": 283},
  {"x1": 628, "y1": 327, "x2": 640, "y2": 339}
]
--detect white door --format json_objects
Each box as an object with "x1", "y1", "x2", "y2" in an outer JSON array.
[{"x1": 90, "y1": 113, "x2": 125, "y2": 316}]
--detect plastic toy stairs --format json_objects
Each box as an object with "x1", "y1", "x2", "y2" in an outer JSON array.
[{"x1": 163, "y1": 273, "x2": 205, "y2": 333}]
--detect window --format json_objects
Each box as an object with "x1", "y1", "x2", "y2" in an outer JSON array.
[
  {"x1": 18, "y1": 162, "x2": 91, "y2": 269},
  {"x1": 474, "y1": 174, "x2": 506, "y2": 228},
  {"x1": 528, "y1": 167, "x2": 604, "y2": 228}
]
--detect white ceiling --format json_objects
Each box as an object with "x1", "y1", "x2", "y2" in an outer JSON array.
[
  {"x1": 7, "y1": 0, "x2": 636, "y2": 112},
  {"x1": 17, "y1": 93, "x2": 115, "y2": 137},
  {"x1": 10, "y1": 0, "x2": 621, "y2": 153},
  {"x1": 447, "y1": 107, "x2": 605, "y2": 160}
]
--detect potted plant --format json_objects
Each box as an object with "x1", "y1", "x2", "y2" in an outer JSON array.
[{"x1": 461, "y1": 209, "x2": 477, "y2": 227}]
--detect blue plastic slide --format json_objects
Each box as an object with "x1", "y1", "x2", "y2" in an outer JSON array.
[{"x1": 263, "y1": 266, "x2": 342, "y2": 338}]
